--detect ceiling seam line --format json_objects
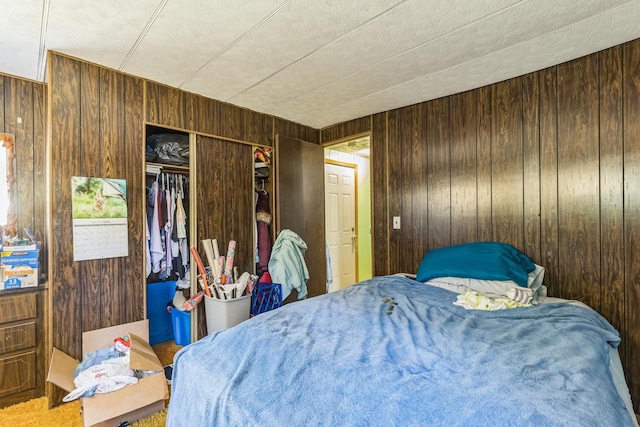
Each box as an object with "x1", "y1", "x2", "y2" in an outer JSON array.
[
  {"x1": 37, "y1": 0, "x2": 51, "y2": 81},
  {"x1": 225, "y1": 0, "x2": 411, "y2": 102},
  {"x1": 276, "y1": 0, "x2": 629, "y2": 109},
  {"x1": 177, "y1": 0, "x2": 293, "y2": 89},
  {"x1": 119, "y1": 0, "x2": 170, "y2": 71},
  {"x1": 260, "y1": 0, "x2": 530, "y2": 106}
]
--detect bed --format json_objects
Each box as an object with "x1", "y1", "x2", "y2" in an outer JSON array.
[{"x1": 167, "y1": 243, "x2": 638, "y2": 426}]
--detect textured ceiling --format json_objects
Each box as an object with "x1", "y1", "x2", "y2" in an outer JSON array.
[{"x1": 2, "y1": 0, "x2": 640, "y2": 129}]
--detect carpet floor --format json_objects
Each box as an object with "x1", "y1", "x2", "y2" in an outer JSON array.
[{"x1": 0, "y1": 340, "x2": 182, "y2": 426}]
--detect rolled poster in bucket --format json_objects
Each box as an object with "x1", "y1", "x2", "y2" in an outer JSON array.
[{"x1": 224, "y1": 240, "x2": 236, "y2": 277}]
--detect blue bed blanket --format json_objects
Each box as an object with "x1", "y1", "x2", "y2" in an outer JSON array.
[{"x1": 167, "y1": 276, "x2": 634, "y2": 426}]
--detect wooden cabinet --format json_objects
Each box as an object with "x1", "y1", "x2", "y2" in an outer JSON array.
[{"x1": 0, "y1": 289, "x2": 46, "y2": 408}]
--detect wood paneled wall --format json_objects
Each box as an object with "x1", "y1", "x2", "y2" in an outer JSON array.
[
  {"x1": 321, "y1": 39, "x2": 640, "y2": 413},
  {"x1": 47, "y1": 52, "x2": 318, "y2": 404},
  {"x1": 0, "y1": 73, "x2": 47, "y2": 279},
  {"x1": 0, "y1": 73, "x2": 48, "y2": 407}
]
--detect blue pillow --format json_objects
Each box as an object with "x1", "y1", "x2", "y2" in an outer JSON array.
[{"x1": 416, "y1": 242, "x2": 535, "y2": 287}]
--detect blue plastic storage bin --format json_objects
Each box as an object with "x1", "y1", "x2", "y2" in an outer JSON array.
[
  {"x1": 171, "y1": 308, "x2": 191, "y2": 346},
  {"x1": 251, "y1": 282, "x2": 283, "y2": 316},
  {"x1": 146, "y1": 281, "x2": 176, "y2": 345}
]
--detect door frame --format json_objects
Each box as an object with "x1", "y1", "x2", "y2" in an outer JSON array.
[
  {"x1": 323, "y1": 131, "x2": 373, "y2": 281},
  {"x1": 324, "y1": 159, "x2": 359, "y2": 284}
]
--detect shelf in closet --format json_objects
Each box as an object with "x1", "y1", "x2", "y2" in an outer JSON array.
[{"x1": 146, "y1": 162, "x2": 189, "y2": 174}]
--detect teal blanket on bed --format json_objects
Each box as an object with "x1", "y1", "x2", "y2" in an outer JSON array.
[{"x1": 167, "y1": 276, "x2": 634, "y2": 426}]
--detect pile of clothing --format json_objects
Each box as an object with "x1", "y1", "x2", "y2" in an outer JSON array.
[{"x1": 62, "y1": 336, "x2": 153, "y2": 402}]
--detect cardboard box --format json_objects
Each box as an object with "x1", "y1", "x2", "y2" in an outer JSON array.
[
  {"x1": 47, "y1": 320, "x2": 169, "y2": 427},
  {"x1": 1, "y1": 249, "x2": 39, "y2": 289}
]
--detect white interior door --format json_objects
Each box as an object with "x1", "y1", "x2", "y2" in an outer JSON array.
[{"x1": 325, "y1": 162, "x2": 356, "y2": 292}]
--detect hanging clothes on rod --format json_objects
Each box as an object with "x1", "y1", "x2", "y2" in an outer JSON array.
[
  {"x1": 255, "y1": 183, "x2": 272, "y2": 275},
  {"x1": 146, "y1": 170, "x2": 190, "y2": 288}
]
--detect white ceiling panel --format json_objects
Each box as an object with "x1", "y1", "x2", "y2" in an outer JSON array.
[
  {"x1": 45, "y1": 0, "x2": 161, "y2": 74},
  {"x1": 0, "y1": 0, "x2": 45, "y2": 80},
  {"x1": 180, "y1": 0, "x2": 405, "y2": 101},
  {"x1": 123, "y1": 0, "x2": 285, "y2": 88},
  {"x1": 227, "y1": 0, "x2": 521, "y2": 109},
  {"x1": 2, "y1": 0, "x2": 640, "y2": 128},
  {"x1": 267, "y1": 0, "x2": 632, "y2": 118},
  {"x1": 285, "y1": 0, "x2": 640, "y2": 128}
]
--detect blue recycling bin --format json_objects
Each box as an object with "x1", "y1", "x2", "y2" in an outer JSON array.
[{"x1": 146, "y1": 281, "x2": 175, "y2": 345}]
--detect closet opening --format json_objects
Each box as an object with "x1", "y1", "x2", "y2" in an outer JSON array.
[
  {"x1": 323, "y1": 134, "x2": 372, "y2": 292},
  {"x1": 144, "y1": 124, "x2": 192, "y2": 347}
]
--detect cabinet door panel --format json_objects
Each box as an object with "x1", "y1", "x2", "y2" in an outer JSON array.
[
  {"x1": 194, "y1": 135, "x2": 254, "y2": 338},
  {"x1": 0, "y1": 352, "x2": 35, "y2": 398},
  {"x1": 195, "y1": 136, "x2": 253, "y2": 274},
  {"x1": 276, "y1": 135, "x2": 326, "y2": 299}
]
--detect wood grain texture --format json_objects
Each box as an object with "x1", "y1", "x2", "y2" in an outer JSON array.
[
  {"x1": 386, "y1": 109, "x2": 403, "y2": 273},
  {"x1": 0, "y1": 289, "x2": 45, "y2": 408},
  {"x1": 557, "y1": 55, "x2": 601, "y2": 308},
  {"x1": 6, "y1": 78, "x2": 35, "y2": 234},
  {"x1": 99, "y1": 67, "x2": 126, "y2": 328},
  {"x1": 539, "y1": 67, "x2": 560, "y2": 298},
  {"x1": 0, "y1": 322, "x2": 36, "y2": 354},
  {"x1": 32, "y1": 83, "x2": 47, "y2": 281},
  {"x1": 426, "y1": 97, "x2": 451, "y2": 251},
  {"x1": 0, "y1": 352, "x2": 35, "y2": 398},
  {"x1": 122, "y1": 74, "x2": 145, "y2": 325},
  {"x1": 321, "y1": 116, "x2": 371, "y2": 143},
  {"x1": 79, "y1": 61, "x2": 102, "y2": 332},
  {"x1": 371, "y1": 112, "x2": 388, "y2": 276},
  {"x1": 194, "y1": 135, "x2": 254, "y2": 338},
  {"x1": 245, "y1": 108, "x2": 274, "y2": 147},
  {"x1": 221, "y1": 102, "x2": 244, "y2": 142},
  {"x1": 411, "y1": 103, "x2": 428, "y2": 272},
  {"x1": 598, "y1": 46, "x2": 624, "y2": 337},
  {"x1": 49, "y1": 54, "x2": 147, "y2": 409},
  {"x1": 449, "y1": 91, "x2": 477, "y2": 246},
  {"x1": 522, "y1": 73, "x2": 541, "y2": 263},
  {"x1": 274, "y1": 117, "x2": 320, "y2": 144},
  {"x1": 399, "y1": 106, "x2": 414, "y2": 273},
  {"x1": 49, "y1": 53, "x2": 83, "y2": 371},
  {"x1": 185, "y1": 91, "x2": 199, "y2": 132},
  {"x1": 491, "y1": 78, "x2": 524, "y2": 250},
  {"x1": 276, "y1": 135, "x2": 326, "y2": 299},
  {"x1": 476, "y1": 86, "x2": 492, "y2": 242},
  {"x1": 623, "y1": 39, "x2": 640, "y2": 415},
  {"x1": 146, "y1": 81, "x2": 188, "y2": 130},
  {"x1": 194, "y1": 94, "x2": 223, "y2": 137},
  {"x1": 0, "y1": 293, "x2": 36, "y2": 323}
]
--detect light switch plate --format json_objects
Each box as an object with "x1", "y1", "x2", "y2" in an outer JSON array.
[{"x1": 393, "y1": 216, "x2": 401, "y2": 229}]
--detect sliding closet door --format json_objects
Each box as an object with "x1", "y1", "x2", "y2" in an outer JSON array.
[
  {"x1": 194, "y1": 135, "x2": 253, "y2": 338},
  {"x1": 275, "y1": 135, "x2": 326, "y2": 299}
]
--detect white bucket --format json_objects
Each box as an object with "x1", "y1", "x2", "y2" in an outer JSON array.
[{"x1": 204, "y1": 293, "x2": 251, "y2": 335}]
